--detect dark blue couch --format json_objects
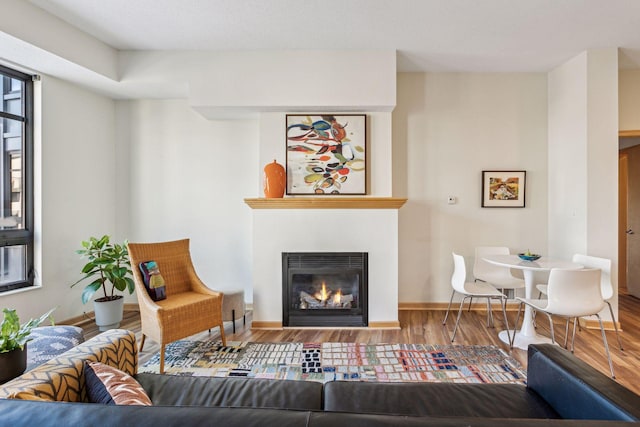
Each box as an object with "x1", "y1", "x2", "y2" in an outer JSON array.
[{"x1": 0, "y1": 334, "x2": 638, "y2": 426}]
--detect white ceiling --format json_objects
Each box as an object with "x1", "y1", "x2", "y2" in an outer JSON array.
[{"x1": 28, "y1": 0, "x2": 640, "y2": 72}]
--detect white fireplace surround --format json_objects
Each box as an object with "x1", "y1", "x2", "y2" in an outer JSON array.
[{"x1": 252, "y1": 209, "x2": 399, "y2": 328}]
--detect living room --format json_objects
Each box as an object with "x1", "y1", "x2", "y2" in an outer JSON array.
[
  {"x1": 2, "y1": 2, "x2": 640, "y2": 321},
  {"x1": 1, "y1": 0, "x2": 640, "y2": 401},
  {"x1": 3, "y1": 1, "x2": 640, "y2": 424}
]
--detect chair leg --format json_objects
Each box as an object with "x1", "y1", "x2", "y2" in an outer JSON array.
[
  {"x1": 547, "y1": 314, "x2": 556, "y2": 344},
  {"x1": 606, "y1": 301, "x2": 624, "y2": 351},
  {"x1": 570, "y1": 317, "x2": 578, "y2": 353},
  {"x1": 486, "y1": 298, "x2": 494, "y2": 327},
  {"x1": 442, "y1": 289, "x2": 456, "y2": 325},
  {"x1": 159, "y1": 344, "x2": 165, "y2": 374},
  {"x1": 596, "y1": 314, "x2": 615, "y2": 378},
  {"x1": 563, "y1": 318, "x2": 570, "y2": 349},
  {"x1": 451, "y1": 297, "x2": 467, "y2": 342},
  {"x1": 219, "y1": 321, "x2": 227, "y2": 346},
  {"x1": 500, "y1": 296, "x2": 511, "y2": 344},
  {"x1": 232, "y1": 308, "x2": 236, "y2": 334},
  {"x1": 139, "y1": 334, "x2": 147, "y2": 352},
  {"x1": 468, "y1": 297, "x2": 473, "y2": 312}
]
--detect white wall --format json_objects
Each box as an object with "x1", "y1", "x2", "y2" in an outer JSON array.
[
  {"x1": 117, "y1": 99, "x2": 258, "y2": 298},
  {"x1": 548, "y1": 53, "x2": 589, "y2": 257},
  {"x1": 548, "y1": 49, "x2": 619, "y2": 319},
  {"x1": 2, "y1": 75, "x2": 118, "y2": 321},
  {"x1": 393, "y1": 72, "x2": 549, "y2": 303},
  {"x1": 0, "y1": 44, "x2": 622, "y2": 325},
  {"x1": 548, "y1": 49, "x2": 619, "y2": 258},
  {"x1": 0, "y1": 0, "x2": 117, "y2": 80},
  {"x1": 188, "y1": 50, "x2": 397, "y2": 118},
  {"x1": 619, "y1": 69, "x2": 640, "y2": 131},
  {"x1": 586, "y1": 50, "x2": 619, "y2": 262},
  {"x1": 4, "y1": 89, "x2": 259, "y2": 322}
]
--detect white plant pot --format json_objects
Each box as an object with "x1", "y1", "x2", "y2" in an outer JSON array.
[{"x1": 93, "y1": 296, "x2": 124, "y2": 331}]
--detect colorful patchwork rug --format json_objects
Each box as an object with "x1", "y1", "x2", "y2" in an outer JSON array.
[{"x1": 139, "y1": 341, "x2": 527, "y2": 384}]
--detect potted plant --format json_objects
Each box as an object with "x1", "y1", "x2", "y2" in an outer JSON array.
[
  {"x1": 71, "y1": 235, "x2": 135, "y2": 331},
  {"x1": 0, "y1": 307, "x2": 55, "y2": 382}
]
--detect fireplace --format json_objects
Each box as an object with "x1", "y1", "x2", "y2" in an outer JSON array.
[{"x1": 282, "y1": 252, "x2": 368, "y2": 327}]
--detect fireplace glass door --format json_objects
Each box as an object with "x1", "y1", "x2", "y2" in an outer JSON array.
[
  {"x1": 292, "y1": 271, "x2": 359, "y2": 310},
  {"x1": 282, "y1": 252, "x2": 367, "y2": 327}
]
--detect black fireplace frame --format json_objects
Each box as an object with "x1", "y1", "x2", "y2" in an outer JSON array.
[{"x1": 282, "y1": 252, "x2": 368, "y2": 327}]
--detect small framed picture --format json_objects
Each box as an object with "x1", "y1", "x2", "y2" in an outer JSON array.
[
  {"x1": 482, "y1": 170, "x2": 526, "y2": 208},
  {"x1": 286, "y1": 114, "x2": 366, "y2": 195}
]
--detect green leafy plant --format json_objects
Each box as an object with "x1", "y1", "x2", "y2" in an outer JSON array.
[
  {"x1": 0, "y1": 308, "x2": 55, "y2": 353},
  {"x1": 71, "y1": 235, "x2": 135, "y2": 304}
]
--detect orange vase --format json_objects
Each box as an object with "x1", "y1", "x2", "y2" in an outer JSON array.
[{"x1": 263, "y1": 160, "x2": 286, "y2": 198}]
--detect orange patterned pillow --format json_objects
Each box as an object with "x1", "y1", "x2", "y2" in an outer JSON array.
[
  {"x1": 84, "y1": 362, "x2": 151, "y2": 405},
  {"x1": 7, "y1": 391, "x2": 52, "y2": 401}
]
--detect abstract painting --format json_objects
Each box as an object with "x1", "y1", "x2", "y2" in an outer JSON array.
[
  {"x1": 482, "y1": 170, "x2": 526, "y2": 207},
  {"x1": 286, "y1": 114, "x2": 366, "y2": 195}
]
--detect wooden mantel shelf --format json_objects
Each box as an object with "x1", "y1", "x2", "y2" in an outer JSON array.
[{"x1": 244, "y1": 197, "x2": 407, "y2": 209}]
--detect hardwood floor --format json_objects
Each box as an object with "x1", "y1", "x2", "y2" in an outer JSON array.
[{"x1": 78, "y1": 292, "x2": 640, "y2": 395}]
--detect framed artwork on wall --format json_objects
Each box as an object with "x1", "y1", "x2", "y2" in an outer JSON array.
[
  {"x1": 286, "y1": 114, "x2": 366, "y2": 195},
  {"x1": 481, "y1": 170, "x2": 526, "y2": 208}
]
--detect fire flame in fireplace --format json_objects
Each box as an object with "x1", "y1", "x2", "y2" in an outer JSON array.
[
  {"x1": 300, "y1": 282, "x2": 353, "y2": 310},
  {"x1": 315, "y1": 282, "x2": 342, "y2": 305},
  {"x1": 316, "y1": 282, "x2": 330, "y2": 302},
  {"x1": 333, "y1": 289, "x2": 342, "y2": 304}
]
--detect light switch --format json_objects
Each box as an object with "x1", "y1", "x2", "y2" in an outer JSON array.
[{"x1": 448, "y1": 196, "x2": 456, "y2": 205}]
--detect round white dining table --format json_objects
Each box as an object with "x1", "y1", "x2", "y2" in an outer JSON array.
[{"x1": 482, "y1": 254, "x2": 583, "y2": 350}]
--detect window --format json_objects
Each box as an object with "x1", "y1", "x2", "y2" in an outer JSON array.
[{"x1": 0, "y1": 65, "x2": 34, "y2": 292}]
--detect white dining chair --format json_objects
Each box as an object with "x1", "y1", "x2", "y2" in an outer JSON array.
[
  {"x1": 535, "y1": 254, "x2": 623, "y2": 351},
  {"x1": 513, "y1": 268, "x2": 615, "y2": 378},
  {"x1": 443, "y1": 252, "x2": 510, "y2": 343},
  {"x1": 474, "y1": 246, "x2": 525, "y2": 298}
]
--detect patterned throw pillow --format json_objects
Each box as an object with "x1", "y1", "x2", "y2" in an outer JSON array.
[
  {"x1": 138, "y1": 261, "x2": 167, "y2": 301},
  {"x1": 84, "y1": 362, "x2": 152, "y2": 405},
  {"x1": 7, "y1": 390, "x2": 51, "y2": 401}
]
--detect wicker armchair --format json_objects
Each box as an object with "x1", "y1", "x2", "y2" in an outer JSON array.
[{"x1": 127, "y1": 239, "x2": 226, "y2": 373}]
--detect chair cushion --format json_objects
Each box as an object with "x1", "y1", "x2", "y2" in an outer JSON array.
[
  {"x1": 153, "y1": 291, "x2": 224, "y2": 343},
  {"x1": 155, "y1": 291, "x2": 218, "y2": 311},
  {"x1": 476, "y1": 271, "x2": 525, "y2": 289},
  {"x1": 84, "y1": 362, "x2": 152, "y2": 406},
  {"x1": 463, "y1": 280, "x2": 505, "y2": 297}
]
